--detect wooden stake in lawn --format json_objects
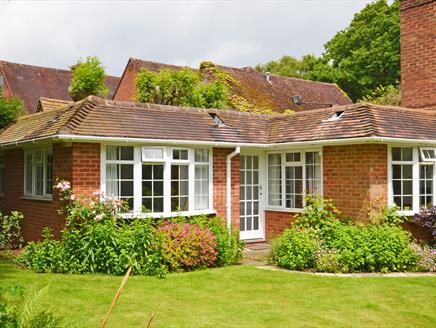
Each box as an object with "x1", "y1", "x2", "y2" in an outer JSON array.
[{"x1": 100, "y1": 266, "x2": 132, "y2": 328}]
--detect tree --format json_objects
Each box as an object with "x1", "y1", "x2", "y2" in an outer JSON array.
[
  {"x1": 69, "y1": 56, "x2": 109, "y2": 101},
  {"x1": 135, "y1": 68, "x2": 228, "y2": 109},
  {"x1": 360, "y1": 84, "x2": 401, "y2": 106},
  {"x1": 256, "y1": 0, "x2": 400, "y2": 102},
  {"x1": 0, "y1": 97, "x2": 23, "y2": 129},
  {"x1": 324, "y1": 0, "x2": 400, "y2": 101}
]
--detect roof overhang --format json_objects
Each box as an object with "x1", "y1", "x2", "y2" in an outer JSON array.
[{"x1": 2, "y1": 134, "x2": 436, "y2": 149}]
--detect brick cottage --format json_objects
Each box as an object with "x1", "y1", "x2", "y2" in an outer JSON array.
[{"x1": 0, "y1": 0, "x2": 435, "y2": 242}]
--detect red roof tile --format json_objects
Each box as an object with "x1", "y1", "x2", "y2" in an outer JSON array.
[
  {"x1": 1, "y1": 97, "x2": 436, "y2": 147},
  {"x1": 0, "y1": 60, "x2": 120, "y2": 114},
  {"x1": 113, "y1": 58, "x2": 351, "y2": 113}
]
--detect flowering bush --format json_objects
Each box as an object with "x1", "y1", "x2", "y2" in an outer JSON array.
[
  {"x1": 414, "y1": 206, "x2": 436, "y2": 238},
  {"x1": 410, "y1": 242, "x2": 436, "y2": 272},
  {"x1": 19, "y1": 180, "x2": 166, "y2": 276},
  {"x1": 0, "y1": 211, "x2": 24, "y2": 250},
  {"x1": 158, "y1": 222, "x2": 217, "y2": 272},
  {"x1": 314, "y1": 247, "x2": 342, "y2": 273}
]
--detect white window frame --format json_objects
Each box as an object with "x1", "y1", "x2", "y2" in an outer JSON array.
[
  {"x1": 266, "y1": 148, "x2": 323, "y2": 212},
  {"x1": 419, "y1": 147, "x2": 436, "y2": 162},
  {"x1": 23, "y1": 148, "x2": 53, "y2": 200},
  {"x1": 141, "y1": 146, "x2": 165, "y2": 162},
  {"x1": 388, "y1": 145, "x2": 436, "y2": 215},
  {"x1": 101, "y1": 144, "x2": 214, "y2": 218}
]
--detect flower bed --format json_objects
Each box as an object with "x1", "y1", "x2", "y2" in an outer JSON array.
[
  {"x1": 17, "y1": 180, "x2": 243, "y2": 276},
  {"x1": 270, "y1": 198, "x2": 436, "y2": 273}
]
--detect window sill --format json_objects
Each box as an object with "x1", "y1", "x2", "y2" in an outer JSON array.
[
  {"x1": 120, "y1": 209, "x2": 217, "y2": 219},
  {"x1": 265, "y1": 207, "x2": 303, "y2": 214},
  {"x1": 21, "y1": 195, "x2": 53, "y2": 202}
]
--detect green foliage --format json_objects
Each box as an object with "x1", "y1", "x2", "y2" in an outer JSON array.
[
  {"x1": 0, "y1": 211, "x2": 24, "y2": 250},
  {"x1": 135, "y1": 67, "x2": 228, "y2": 109},
  {"x1": 256, "y1": 0, "x2": 400, "y2": 101},
  {"x1": 19, "y1": 180, "x2": 241, "y2": 276},
  {"x1": 360, "y1": 84, "x2": 401, "y2": 106},
  {"x1": 324, "y1": 0, "x2": 400, "y2": 101},
  {"x1": 270, "y1": 228, "x2": 319, "y2": 270},
  {"x1": 271, "y1": 197, "x2": 427, "y2": 273},
  {"x1": 69, "y1": 56, "x2": 108, "y2": 101},
  {"x1": 0, "y1": 285, "x2": 71, "y2": 328},
  {"x1": 0, "y1": 97, "x2": 23, "y2": 129},
  {"x1": 158, "y1": 222, "x2": 217, "y2": 272}
]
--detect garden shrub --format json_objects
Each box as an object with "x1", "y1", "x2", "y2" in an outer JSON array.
[
  {"x1": 19, "y1": 179, "x2": 241, "y2": 276},
  {"x1": 415, "y1": 206, "x2": 436, "y2": 238},
  {"x1": 170, "y1": 215, "x2": 244, "y2": 266},
  {"x1": 271, "y1": 197, "x2": 432, "y2": 273},
  {"x1": 158, "y1": 222, "x2": 217, "y2": 272},
  {"x1": 0, "y1": 211, "x2": 24, "y2": 250},
  {"x1": 270, "y1": 228, "x2": 319, "y2": 270}
]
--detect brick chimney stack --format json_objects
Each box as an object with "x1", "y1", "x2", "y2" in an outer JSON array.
[{"x1": 400, "y1": 0, "x2": 436, "y2": 109}]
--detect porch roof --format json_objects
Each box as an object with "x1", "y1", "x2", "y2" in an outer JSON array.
[{"x1": 1, "y1": 96, "x2": 436, "y2": 147}]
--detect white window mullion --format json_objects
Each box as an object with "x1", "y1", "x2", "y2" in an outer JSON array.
[
  {"x1": 209, "y1": 148, "x2": 213, "y2": 210},
  {"x1": 163, "y1": 147, "x2": 171, "y2": 214},
  {"x1": 188, "y1": 150, "x2": 195, "y2": 212},
  {"x1": 302, "y1": 151, "x2": 306, "y2": 207},
  {"x1": 413, "y1": 147, "x2": 420, "y2": 213},
  {"x1": 133, "y1": 146, "x2": 142, "y2": 215},
  {"x1": 281, "y1": 153, "x2": 286, "y2": 209}
]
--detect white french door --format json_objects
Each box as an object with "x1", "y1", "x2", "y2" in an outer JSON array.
[{"x1": 239, "y1": 154, "x2": 264, "y2": 240}]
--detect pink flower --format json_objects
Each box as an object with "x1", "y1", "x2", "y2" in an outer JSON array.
[
  {"x1": 95, "y1": 214, "x2": 104, "y2": 221},
  {"x1": 70, "y1": 194, "x2": 76, "y2": 201}
]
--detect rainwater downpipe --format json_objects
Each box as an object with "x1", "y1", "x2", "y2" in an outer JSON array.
[{"x1": 226, "y1": 147, "x2": 240, "y2": 230}]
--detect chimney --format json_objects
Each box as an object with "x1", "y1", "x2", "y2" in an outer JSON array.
[{"x1": 400, "y1": 0, "x2": 436, "y2": 109}]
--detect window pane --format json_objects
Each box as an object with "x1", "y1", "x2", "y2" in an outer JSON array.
[
  {"x1": 392, "y1": 147, "x2": 402, "y2": 161},
  {"x1": 142, "y1": 164, "x2": 164, "y2": 213},
  {"x1": 142, "y1": 147, "x2": 163, "y2": 160},
  {"x1": 34, "y1": 166, "x2": 44, "y2": 196},
  {"x1": 420, "y1": 164, "x2": 433, "y2": 209},
  {"x1": 285, "y1": 166, "x2": 303, "y2": 209},
  {"x1": 121, "y1": 147, "x2": 134, "y2": 160},
  {"x1": 268, "y1": 154, "x2": 282, "y2": 206},
  {"x1": 194, "y1": 163, "x2": 209, "y2": 210},
  {"x1": 121, "y1": 165, "x2": 133, "y2": 179},
  {"x1": 171, "y1": 164, "x2": 189, "y2": 212},
  {"x1": 402, "y1": 148, "x2": 413, "y2": 161},
  {"x1": 173, "y1": 149, "x2": 188, "y2": 160},
  {"x1": 25, "y1": 153, "x2": 33, "y2": 194},
  {"x1": 107, "y1": 146, "x2": 119, "y2": 160},
  {"x1": 45, "y1": 152, "x2": 53, "y2": 195},
  {"x1": 195, "y1": 149, "x2": 209, "y2": 162}
]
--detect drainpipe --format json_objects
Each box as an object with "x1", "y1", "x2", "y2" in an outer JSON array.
[{"x1": 226, "y1": 147, "x2": 240, "y2": 230}]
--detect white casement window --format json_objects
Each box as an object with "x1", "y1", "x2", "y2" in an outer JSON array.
[
  {"x1": 106, "y1": 146, "x2": 135, "y2": 209},
  {"x1": 102, "y1": 145, "x2": 212, "y2": 216},
  {"x1": 24, "y1": 149, "x2": 53, "y2": 198},
  {"x1": 390, "y1": 146, "x2": 436, "y2": 213},
  {"x1": 267, "y1": 150, "x2": 322, "y2": 210},
  {"x1": 267, "y1": 153, "x2": 282, "y2": 207}
]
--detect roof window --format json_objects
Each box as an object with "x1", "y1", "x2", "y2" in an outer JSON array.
[
  {"x1": 209, "y1": 113, "x2": 227, "y2": 127},
  {"x1": 324, "y1": 110, "x2": 344, "y2": 122}
]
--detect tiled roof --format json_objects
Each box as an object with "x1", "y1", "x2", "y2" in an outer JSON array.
[
  {"x1": 0, "y1": 60, "x2": 120, "y2": 114},
  {"x1": 113, "y1": 58, "x2": 351, "y2": 112},
  {"x1": 1, "y1": 96, "x2": 436, "y2": 147},
  {"x1": 37, "y1": 97, "x2": 73, "y2": 112}
]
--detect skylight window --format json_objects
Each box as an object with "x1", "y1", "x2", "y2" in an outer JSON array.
[
  {"x1": 209, "y1": 113, "x2": 227, "y2": 127},
  {"x1": 324, "y1": 111, "x2": 345, "y2": 122},
  {"x1": 420, "y1": 148, "x2": 436, "y2": 162}
]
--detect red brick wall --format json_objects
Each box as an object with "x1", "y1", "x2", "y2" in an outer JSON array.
[
  {"x1": 265, "y1": 211, "x2": 296, "y2": 240},
  {"x1": 0, "y1": 142, "x2": 100, "y2": 241},
  {"x1": 213, "y1": 148, "x2": 240, "y2": 230},
  {"x1": 323, "y1": 144, "x2": 388, "y2": 221},
  {"x1": 113, "y1": 61, "x2": 137, "y2": 101},
  {"x1": 400, "y1": 0, "x2": 436, "y2": 109}
]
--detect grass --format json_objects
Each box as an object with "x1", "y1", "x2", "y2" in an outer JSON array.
[{"x1": 1, "y1": 260, "x2": 435, "y2": 328}]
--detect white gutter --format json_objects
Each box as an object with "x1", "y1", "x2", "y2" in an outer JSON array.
[
  {"x1": 226, "y1": 146, "x2": 240, "y2": 230},
  {"x1": 2, "y1": 134, "x2": 436, "y2": 149}
]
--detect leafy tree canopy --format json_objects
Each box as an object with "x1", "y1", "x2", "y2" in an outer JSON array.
[
  {"x1": 135, "y1": 68, "x2": 228, "y2": 109},
  {"x1": 0, "y1": 97, "x2": 23, "y2": 129},
  {"x1": 361, "y1": 84, "x2": 401, "y2": 106},
  {"x1": 257, "y1": 0, "x2": 400, "y2": 101},
  {"x1": 69, "y1": 56, "x2": 109, "y2": 101}
]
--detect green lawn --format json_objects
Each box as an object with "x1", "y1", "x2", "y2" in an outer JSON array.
[{"x1": 1, "y1": 261, "x2": 435, "y2": 328}]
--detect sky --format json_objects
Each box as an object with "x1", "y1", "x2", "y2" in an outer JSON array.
[{"x1": 0, "y1": 0, "x2": 373, "y2": 76}]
